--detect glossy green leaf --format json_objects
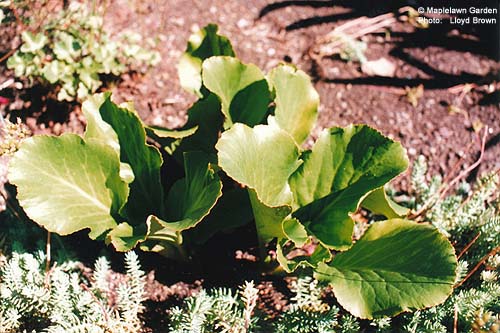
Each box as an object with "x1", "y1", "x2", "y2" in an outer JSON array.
[
  {"x1": 361, "y1": 187, "x2": 409, "y2": 218},
  {"x1": 291, "y1": 125, "x2": 408, "y2": 250},
  {"x1": 178, "y1": 24, "x2": 235, "y2": 96},
  {"x1": 82, "y1": 93, "x2": 120, "y2": 153},
  {"x1": 163, "y1": 151, "x2": 222, "y2": 230},
  {"x1": 8, "y1": 134, "x2": 128, "y2": 239},
  {"x1": 110, "y1": 151, "x2": 219, "y2": 255},
  {"x1": 217, "y1": 123, "x2": 301, "y2": 207},
  {"x1": 202, "y1": 56, "x2": 270, "y2": 127},
  {"x1": 145, "y1": 125, "x2": 199, "y2": 156},
  {"x1": 96, "y1": 96, "x2": 164, "y2": 223},
  {"x1": 268, "y1": 64, "x2": 319, "y2": 145},
  {"x1": 83, "y1": 94, "x2": 135, "y2": 184},
  {"x1": 315, "y1": 219, "x2": 457, "y2": 319},
  {"x1": 216, "y1": 123, "x2": 302, "y2": 243}
]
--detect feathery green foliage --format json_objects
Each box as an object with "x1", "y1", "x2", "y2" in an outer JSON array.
[
  {"x1": 0, "y1": 251, "x2": 146, "y2": 333},
  {"x1": 168, "y1": 281, "x2": 260, "y2": 333}
]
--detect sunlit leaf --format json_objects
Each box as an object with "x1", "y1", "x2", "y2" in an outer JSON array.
[
  {"x1": 9, "y1": 134, "x2": 128, "y2": 239},
  {"x1": 178, "y1": 24, "x2": 235, "y2": 97},
  {"x1": 315, "y1": 219, "x2": 457, "y2": 319},
  {"x1": 291, "y1": 125, "x2": 408, "y2": 250},
  {"x1": 268, "y1": 64, "x2": 319, "y2": 145},
  {"x1": 361, "y1": 187, "x2": 409, "y2": 218},
  {"x1": 202, "y1": 56, "x2": 270, "y2": 127}
]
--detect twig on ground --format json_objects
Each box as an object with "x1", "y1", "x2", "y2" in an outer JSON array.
[
  {"x1": 457, "y1": 232, "x2": 481, "y2": 260},
  {"x1": 409, "y1": 126, "x2": 488, "y2": 220},
  {"x1": 455, "y1": 245, "x2": 500, "y2": 288}
]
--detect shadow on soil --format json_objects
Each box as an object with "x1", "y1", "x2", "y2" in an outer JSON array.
[{"x1": 259, "y1": 0, "x2": 500, "y2": 89}]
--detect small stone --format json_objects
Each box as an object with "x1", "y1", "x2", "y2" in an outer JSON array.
[
  {"x1": 237, "y1": 18, "x2": 250, "y2": 29},
  {"x1": 267, "y1": 48, "x2": 276, "y2": 57}
]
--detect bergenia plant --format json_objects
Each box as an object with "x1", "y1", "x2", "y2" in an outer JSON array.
[{"x1": 8, "y1": 24, "x2": 457, "y2": 319}]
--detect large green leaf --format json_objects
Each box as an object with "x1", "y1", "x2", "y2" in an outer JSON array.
[
  {"x1": 146, "y1": 125, "x2": 198, "y2": 139},
  {"x1": 164, "y1": 151, "x2": 222, "y2": 230},
  {"x1": 315, "y1": 219, "x2": 457, "y2": 319},
  {"x1": 95, "y1": 96, "x2": 164, "y2": 223},
  {"x1": 216, "y1": 123, "x2": 301, "y2": 207},
  {"x1": 8, "y1": 134, "x2": 129, "y2": 239},
  {"x1": 291, "y1": 125, "x2": 408, "y2": 249},
  {"x1": 145, "y1": 125, "x2": 198, "y2": 156},
  {"x1": 83, "y1": 94, "x2": 134, "y2": 183},
  {"x1": 138, "y1": 215, "x2": 186, "y2": 259},
  {"x1": 267, "y1": 64, "x2": 319, "y2": 145},
  {"x1": 216, "y1": 123, "x2": 301, "y2": 243},
  {"x1": 178, "y1": 24, "x2": 235, "y2": 97},
  {"x1": 83, "y1": 94, "x2": 120, "y2": 152},
  {"x1": 202, "y1": 56, "x2": 270, "y2": 127},
  {"x1": 107, "y1": 221, "x2": 150, "y2": 251}
]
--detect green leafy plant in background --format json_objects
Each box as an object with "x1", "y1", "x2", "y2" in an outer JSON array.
[
  {"x1": 8, "y1": 24, "x2": 457, "y2": 319},
  {"x1": 0, "y1": 251, "x2": 146, "y2": 333},
  {"x1": 5, "y1": 0, "x2": 160, "y2": 101}
]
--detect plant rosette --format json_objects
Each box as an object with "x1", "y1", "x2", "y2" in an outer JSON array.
[{"x1": 8, "y1": 23, "x2": 457, "y2": 319}]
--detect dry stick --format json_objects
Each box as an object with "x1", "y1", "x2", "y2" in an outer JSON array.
[
  {"x1": 457, "y1": 232, "x2": 481, "y2": 260},
  {"x1": 43, "y1": 262, "x2": 57, "y2": 289},
  {"x1": 453, "y1": 304, "x2": 459, "y2": 333},
  {"x1": 45, "y1": 231, "x2": 51, "y2": 274},
  {"x1": 320, "y1": 16, "x2": 397, "y2": 52},
  {"x1": 409, "y1": 127, "x2": 488, "y2": 219},
  {"x1": 325, "y1": 7, "x2": 412, "y2": 42},
  {"x1": 441, "y1": 140, "x2": 475, "y2": 185},
  {"x1": 0, "y1": 189, "x2": 24, "y2": 222},
  {"x1": 9, "y1": 2, "x2": 25, "y2": 31},
  {"x1": 438, "y1": 126, "x2": 488, "y2": 201},
  {"x1": 455, "y1": 245, "x2": 500, "y2": 288},
  {"x1": 81, "y1": 283, "x2": 110, "y2": 323},
  {"x1": 314, "y1": 10, "x2": 400, "y2": 58},
  {"x1": 448, "y1": 83, "x2": 477, "y2": 94},
  {"x1": 0, "y1": 0, "x2": 60, "y2": 64},
  {"x1": 314, "y1": 6, "x2": 418, "y2": 61},
  {"x1": 0, "y1": 48, "x2": 18, "y2": 64}
]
